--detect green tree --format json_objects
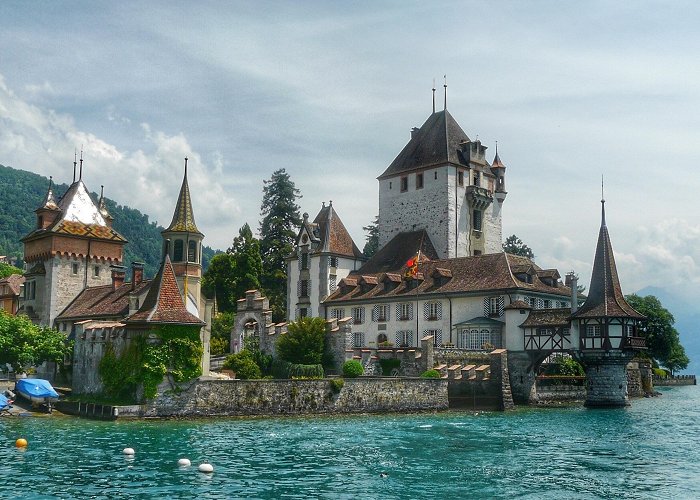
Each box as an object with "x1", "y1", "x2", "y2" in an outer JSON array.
[
  {"x1": 0, "y1": 262, "x2": 22, "y2": 278},
  {"x1": 201, "y1": 253, "x2": 237, "y2": 312},
  {"x1": 362, "y1": 215, "x2": 379, "y2": 258},
  {"x1": 626, "y1": 294, "x2": 689, "y2": 373},
  {"x1": 0, "y1": 311, "x2": 70, "y2": 372},
  {"x1": 223, "y1": 350, "x2": 262, "y2": 379},
  {"x1": 210, "y1": 311, "x2": 234, "y2": 355},
  {"x1": 276, "y1": 316, "x2": 326, "y2": 365},
  {"x1": 502, "y1": 234, "x2": 535, "y2": 259},
  {"x1": 229, "y1": 223, "x2": 263, "y2": 300},
  {"x1": 259, "y1": 169, "x2": 302, "y2": 321}
]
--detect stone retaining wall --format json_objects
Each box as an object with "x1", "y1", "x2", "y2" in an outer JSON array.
[
  {"x1": 653, "y1": 375, "x2": 697, "y2": 386},
  {"x1": 116, "y1": 377, "x2": 448, "y2": 418}
]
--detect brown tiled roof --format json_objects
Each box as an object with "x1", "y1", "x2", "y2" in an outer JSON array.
[
  {"x1": 504, "y1": 299, "x2": 531, "y2": 310},
  {"x1": 312, "y1": 204, "x2": 363, "y2": 258},
  {"x1": 56, "y1": 279, "x2": 152, "y2": 321},
  {"x1": 379, "y1": 110, "x2": 471, "y2": 178},
  {"x1": 126, "y1": 255, "x2": 204, "y2": 325},
  {"x1": 0, "y1": 274, "x2": 24, "y2": 296},
  {"x1": 520, "y1": 308, "x2": 571, "y2": 327},
  {"x1": 164, "y1": 167, "x2": 202, "y2": 235},
  {"x1": 572, "y1": 203, "x2": 644, "y2": 320},
  {"x1": 326, "y1": 252, "x2": 571, "y2": 303},
  {"x1": 358, "y1": 230, "x2": 439, "y2": 275}
]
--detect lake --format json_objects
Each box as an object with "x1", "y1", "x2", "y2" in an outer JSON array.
[{"x1": 1, "y1": 386, "x2": 699, "y2": 499}]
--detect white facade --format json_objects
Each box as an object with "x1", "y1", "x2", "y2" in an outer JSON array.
[{"x1": 378, "y1": 165, "x2": 503, "y2": 259}]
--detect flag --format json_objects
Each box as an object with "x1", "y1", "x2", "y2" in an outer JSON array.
[{"x1": 405, "y1": 250, "x2": 421, "y2": 278}]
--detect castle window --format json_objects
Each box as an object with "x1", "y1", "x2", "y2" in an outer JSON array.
[
  {"x1": 352, "y1": 307, "x2": 365, "y2": 325},
  {"x1": 474, "y1": 171, "x2": 481, "y2": 187},
  {"x1": 543, "y1": 299, "x2": 552, "y2": 309},
  {"x1": 434, "y1": 171, "x2": 438, "y2": 180},
  {"x1": 416, "y1": 173, "x2": 424, "y2": 189},
  {"x1": 174, "y1": 240, "x2": 184, "y2": 262},
  {"x1": 377, "y1": 333, "x2": 388, "y2": 344},
  {"x1": 424, "y1": 302, "x2": 442, "y2": 321},
  {"x1": 37, "y1": 215, "x2": 43, "y2": 229},
  {"x1": 300, "y1": 280, "x2": 309, "y2": 298},
  {"x1": 473, "y1": 210, "x2": 482, "y2": 231},
  {"x1": 353, "y1": 332, "x2": 365, "y2": 348},
  {"x1": 331, "y1": 308, "x2": 345, "y2": 320},
  {"x1": 71, "y1": 262, "x2": 79, "y2": 275},
  {"x1": 395, "y1": 330, "x2": 413, "y2": 347},
  {"x1": 329, "y1": 275, "x2": 337, "y2": 292},
  {"x1": 94, "y1": 266, "x2": 100, "y2": 277},
  {"x1": 299, "y1": 308, "x2": 308, "y2": 319},
  {"x1": 400, "y1": 176, "x2": 408, "y2": 192},
  {"x1": 458, "y1": 171, "x2": 464, "y2": 186},
  {"x1": 329, "y1": 256, "x2": 338, "y2": 268},
  {"x1": 396, "y1": 303, "x2": 413, "y2": 321},
  {"x1": 300, "y1": 252, "x2": 309, "y2": 270},
  {"x1": 424, "y1": 329, "x2": 443, "y2": 347},
  {"x1": 373, "y1": 304, "x2": 388, "y2": 322},
  {"x1": 389, "y1": 181, "x2": 392, "y2": 190},
  {"x1": 587, "y1": 325, "x2": 601, "y2": 337},
  {"x1": 484, "y1": 296, "x2": 504, "y2": 317},
  {"x1": 188, "y1": 240, "x2": 197, "y2": 262}
]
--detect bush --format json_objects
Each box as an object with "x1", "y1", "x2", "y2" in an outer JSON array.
[
  {"x1": 224, "y1": 350, "x2": 261, "y2": 379},
  {"x1": 421, "y1": 369, "x2": 441, "y2": 378},
  {"x1": 277, "y1": 316, "x2": 327, "y2": 365},
  {"x1": 343, "y1": 360, "x2": 364, "y2": 378},
  {"x1": 210, "y1": 337, "x2": 229, "y2": 356},
  {"x1": 272, "y1": 358, "x2": 292, "y2": 379},
  {"x1": 288, "y1": 363, "x2": 324, "y2": 379},
  {"x1": 653, "y1": 368, "x2": 668, "y2": 378},
  {"x1": 330, "y1": 378, "x2": 344, "y2": 393}
]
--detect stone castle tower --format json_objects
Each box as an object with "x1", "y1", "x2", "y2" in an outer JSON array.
[
  {"x1": 378, "y1": 109, "x2": 507, "y2": 259},
  {"x1": 20, "y1": 162, "x2": 126, "y2": 327},
  {"x1": 161, "y1": 158, "x2": 205, "y2": 319}
]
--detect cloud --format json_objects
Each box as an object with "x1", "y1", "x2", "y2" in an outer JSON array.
[{"x1": 0, "y1": 73, "x2": 240, "y2": 249}]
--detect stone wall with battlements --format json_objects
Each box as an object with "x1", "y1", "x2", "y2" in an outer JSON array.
[{"x1": 118, "y1": 377, "x2": 449, "y2": 417}]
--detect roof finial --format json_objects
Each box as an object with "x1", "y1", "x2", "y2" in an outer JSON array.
[
  {"x1": 100, "y1": 185, "x2": 104, "y2": 198},
  {"x1": 601, "y1": 174, "x2": 606, "y2": 227},
  {"x1": 73, "y1": 149, "x2": 77, "y2": 183},
  {"x1": 184, "y1": 156, "x2": 188, "y2": 176},
  {"x1": 321, "y1": 201, "x2": 325, "y2": 208},
  {"x1": 329, "y1": 199, "x2": 333, "y2": 206},
  {"x1": 49, "y1": 175, "x2": 53, "y2": 189},
  {"x1": 443, "y1": 74, "x2": 447, "y2": 110},
  {"x1": 79, "y1": 147, "x2": 84, "y2": 181},
  {"x1": 432, "y1": 78, "x2": 436, "y2": 114}
]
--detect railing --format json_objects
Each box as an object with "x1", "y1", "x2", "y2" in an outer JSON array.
[{"x1": 622, "y1": 336, "x2": 647, "y2": 349}]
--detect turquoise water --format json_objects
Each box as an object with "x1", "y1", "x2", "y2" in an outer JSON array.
[{"x1": 1, "y1": 386, "x2": 699, "y2": 499}]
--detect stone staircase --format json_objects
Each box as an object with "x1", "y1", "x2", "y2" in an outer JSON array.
[{"x1": 435, "y1": 363, "x2": 491, "y2": 381}]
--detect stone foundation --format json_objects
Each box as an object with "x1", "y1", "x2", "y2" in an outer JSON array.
[{"x1": 581, "y1": 352, "x2": 633, "y2": 408}]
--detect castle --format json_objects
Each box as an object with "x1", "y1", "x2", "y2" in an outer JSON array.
[{"x1": 18, "y1": 158, "x2": 213, "y2": 389}]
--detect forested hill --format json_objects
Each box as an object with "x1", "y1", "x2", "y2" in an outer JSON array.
[{"x1": 0, "y1": 164, "x2": 217, "y2": 277}]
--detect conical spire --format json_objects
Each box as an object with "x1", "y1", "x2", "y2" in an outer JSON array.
[
  {"x1": 126, "y1": 253, "x2": 204, "y2": 325},
  {"x1": 39, "y1": 176, "x2": 59, "y2": 210},
  {"x1": 98, "y1": 185, "x2": 113, "y2": 221},
  {"x1": 491, "y1": 143, "x2": 506, "y2": 169},
  {"x1": 164, "y1": 157, "x2": 201, "y2": 234},
  {"x1": 572, "y1": 200, "x2": 643, "y2": 319}
]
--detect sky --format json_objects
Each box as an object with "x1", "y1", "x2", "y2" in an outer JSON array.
[{"x1": 2, "y1": 0, "x2": 700, "y2": 311}]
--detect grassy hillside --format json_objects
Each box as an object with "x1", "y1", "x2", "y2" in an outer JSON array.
[{"x1": 0, "y1": 164, "x2": 218, "y2": 277}]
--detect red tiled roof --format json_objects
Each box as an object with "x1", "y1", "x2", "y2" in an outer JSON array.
[
  {"x1": 312, "y1": 204, "x2": 363, "y2": 258},
  {"x1": 56, "y1": 279, "x2": 152, "y2": 321},
  {"x1": 126, "y1": 254, "x2": 204, "y2": 326},
  {"x1": 0, "y1": 274, "x2": 25, "y2": 296},
  {"x1": 325, "y1": 252, "x2": 571, "y2": 303},
  {"x1": 520, "y1": 308, "x2": 571, "y2": 327}
]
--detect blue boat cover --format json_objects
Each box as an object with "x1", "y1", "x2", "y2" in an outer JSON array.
[
  {"x1": 0, "y1": 394, "x2": 9, "y2": 409},
  {"x1": 16, "y1": 379, "x2": 59, "y2": 399}
]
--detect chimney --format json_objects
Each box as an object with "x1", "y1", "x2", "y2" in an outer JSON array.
[
  {"x1": 566, "y1": 272, "x2": 579, "y2": 312},
  {"x1": 110, "y1": 265, "x2": 126, "y2": 291},
  {"x1": 131, "y1": 262, "x2": 145, "y2": 290},
  {"x1": 128, "y1": 293, "x2": 139, "y2": 316}
]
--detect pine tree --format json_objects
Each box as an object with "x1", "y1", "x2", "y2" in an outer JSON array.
[
  {"x1": 229, "y1": 223, "x2": 263, "y2": 301},
  {"x1": 502, "y1": 234, "x2": 535, "y2": 259},
  {"x1": 362, "y1": 215, "x2": 379, "y2": 258},
  {"x1": 259, "y1": 169, "x2": 302, "y2": 321}
]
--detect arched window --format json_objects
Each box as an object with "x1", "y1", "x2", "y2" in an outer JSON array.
[
  {"x1": 173, "y1": 240, "x2": 184, "y2": 262},
  {"x1": 377, "y1": 333, "x2": 388, "y2": 344},
  {"x1": 188, "y1": 240, "x2": 197, "y2": 262}
]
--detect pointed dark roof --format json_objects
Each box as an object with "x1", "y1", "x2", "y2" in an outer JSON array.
[
  {"x1": 572, "y1": 202, "x2": 644, "y2": 320},
  {"x1": 98, "y1": 187, "x2": 113, "y2": 221},
  {"x1": 164, "y1": 168, "x2": 201, "y2": 235},
  {"x1": 491, "y1": 151, "x2": 506, "y2": 170},
  {"x1": 312, "y1": 203, "x2": 363, "y2": 258},
  {"x1": 379, "y1": 110, "x2": 471, "y2": 179},
  {"x1": 356, "y1": 230, "x2": 439, "y2": 275},
  {"x1": 38, "y1": 178, "x2": 59, "y2": 211},
  {"x1": 126, "y1": 254, "x2": 204, "y2": 325}
]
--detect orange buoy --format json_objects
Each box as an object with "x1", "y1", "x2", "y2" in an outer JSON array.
[{"x1": 15, "y1": 438, "x2": 28, "y2": 448}]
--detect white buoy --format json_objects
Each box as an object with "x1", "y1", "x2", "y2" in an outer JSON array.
[
  {"x1": 178, "y1": 458, "x2": 191, "y2": 467},
  {"x1": 123, "y1": 448, "x2": 135, "y2": 455},
  {"x1": 198, "y1": 462, "x2": 214, "y2": 473}
]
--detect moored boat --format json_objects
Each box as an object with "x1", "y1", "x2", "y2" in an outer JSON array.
[{"x1": 15, "y1": 379, "x2": 59, "y2": 412}]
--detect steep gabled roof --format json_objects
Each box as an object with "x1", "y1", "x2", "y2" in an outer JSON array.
[
  {"x1": 164, "y1": 165, "x2": 201, "y2": 235},
  {"x1": 0, "y1": 274, "x2": 25, "y2": 296},
  {"x1": 126, "y1": 254, "x2": 204, "y2": 326},
  {"x1": 379, "y1": 110, "x2": 471, "y2": 179},
  {"x1": 572, "y1": 202, "x2": 644, "y2": 320},
  {"x1": 357, "y1": 230, "x2": 438, "y2": 275},
  {"x1": 312, "y1": 204, "x2": 363, "y2": 258}
]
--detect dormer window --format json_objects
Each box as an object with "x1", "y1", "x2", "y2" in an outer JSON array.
[{"x1": 37, "y1": 216, "x2": 43, "y2": 229}]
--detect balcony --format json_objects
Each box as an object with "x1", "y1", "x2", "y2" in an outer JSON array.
[
  {"x1": 622, "y1": 336, "x2": 647, "y2": 350},
  {"x1": 465, "y1": 186, "x2": 493, "y2": 210}
]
